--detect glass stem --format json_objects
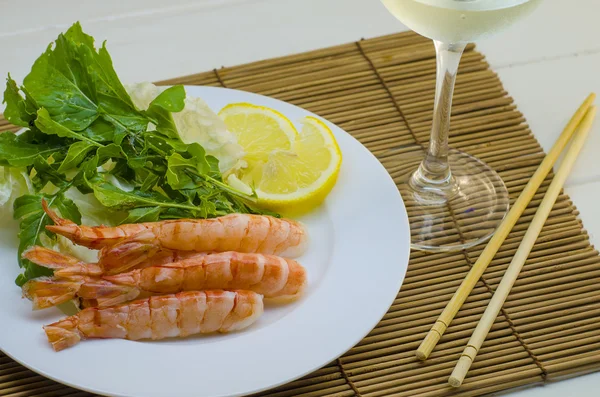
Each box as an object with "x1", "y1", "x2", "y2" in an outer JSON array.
[{"x1": 410, "y1": 40, "x2": 466, "y2": 193}]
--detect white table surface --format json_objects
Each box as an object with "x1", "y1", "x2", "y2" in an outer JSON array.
[{"x1": 1, "y1": 0, "x2": 599, "y2": 396}]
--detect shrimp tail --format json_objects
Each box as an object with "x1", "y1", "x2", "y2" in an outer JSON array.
[
  {"x1": 78, "y1": 278, "x2": 141, "y2": 307},
  {"x1": 98, "y1": 229, "x2": 160, "y2": 275},
  {"x1": 41, "y1": 198, "x2": 76, "y2": 226},
  {"x1": 43, "y1": 316, "x2": 82, "y2": 351},
  {"x1": 22, "y1": 277, "x2": 83, "y2": 310},
  {"x1": 45, "y1": 224, "x2": 83, "y2": 244},
  {"x1": 22, "y1": 246, "x2": 102, "y2": 277}
]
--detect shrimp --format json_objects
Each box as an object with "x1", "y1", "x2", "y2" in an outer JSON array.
[
  {"x1": 43, "y1": 290, "x2": 264, "y2": 351},
  {"x1": 22, "y1": 246, "x2": 103, "y2": 278},
  {"x1": 24, "y1": 251, "x2": 307, "y2": 308},
  {"x1": 94, "y1": 230, "x2": 209, "y2": 274},
  {"x1": 22, "y1": 277, "x2": 86, "y2": 310},
  {"x1": 22, "y1": 245, "x2": 206, "y2": 279},
  {"x1": 43, "y1": 200, "x2": 308, "y2": 259},
  {"x1": 135, "y1": 248, "x2": 206, "y2": 266}
]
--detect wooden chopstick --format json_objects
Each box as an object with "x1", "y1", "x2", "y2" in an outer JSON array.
[
  {"x1": 415, "y1": 93, "x2": 596, "y2": 361},
  {"x1": 448, "y1": 105, "x2": 597, "y2": 387}
]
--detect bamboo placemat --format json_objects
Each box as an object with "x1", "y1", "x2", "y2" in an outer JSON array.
[{"x1": 1, "y1": 31, "x2": 600, "y2": 397}]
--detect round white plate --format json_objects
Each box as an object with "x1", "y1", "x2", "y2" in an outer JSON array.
[{"x1": 0, "y1": 86, "x2": 410, "y2": 397}]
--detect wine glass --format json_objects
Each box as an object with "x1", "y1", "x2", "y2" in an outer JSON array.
[{"x1": 381, "y1": 0, "x2": 542, "y2": 251}]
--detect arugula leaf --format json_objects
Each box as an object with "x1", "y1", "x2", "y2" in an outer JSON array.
[
  {"x1": 32, "y1": 155, "x2": 69, "y2": 192},
  {"x1": 64, "y1": 24, "x2": 147, "y2": 131},
  {"x1": 14, "y1": 266, "x2": 52, "y2": 288},
  {"x1": 13, "y1": 194, "x2": 56, "y2": 283},
  {"x1": 148, "y1": 86, "x2": 186, "y2": 113},
  {"x1": 23, "y1": 22, "x2": 148, "y2": 138},
  {"x1": 58, "y1": 141, "x2": 97, "y2": 172},
  {"x1": 23, "y1": 40, "x2": 98, "y2": 130},
  {"x1": 0, "y1": 132, "x2": 67, "y2": 167},
  {"x1": 35, "y1": 108, "x2": 103, "y2": 147},
  {"x1": 94, "y1": 44, "x2": 139, "y2": 111},
  {"x1": 166, "y1": 153, "x2": 197, "y2": 190},
  {"x1": 165, "y1": 143, "x2": 215, "y2": 189},
  {"x1": 13, "y1": 193, "x2": 82, "y2": 286},
  {"x1": 206, "y1": 155, "x2": 222, "y2": 179},
  {"x1": 97, "y1": 143, "x2": 125, "y2": 163},
  {"x1": 144, "y1": 86, "x2": 186, "y2": 139},
  {"x1": 63, "y1": 21, "x2": 95, "y2": 48},
  {"x1": 140, "y1": 173, "x2": 160, "y2": 192},
  {"x1": 186, "y1": 143, "x2": 211, "y2": 174},
  {"x1": 126, "y1": 155, "x2": 148, "y2": 170},
  {"x1": 69, "y1": 26, "x2": 148, "y2": 136},
  {"x1": 120, "y1": 207, "x2": 162, "y2": 224},
  {"x1": 20, "y1": 86, "x2": 40, "y2": 116},
  {"x1": 81, "y1": 118, "x2": 118, "y2": 143},
  {"x1": 86, "y1": 175, "x2": 198, "y2": 212},
  {"x1": 145, "y1": 133, "x2": 187, "y2": 155},
  {"x1": 161, "y1": 140, "x2": 260, "y2": 212},
  {"x1": 71, "y1": 155, "x2": 99, "y2": 194},
  {"x1": 3, "y1": 76, "x2": 37, "y2": 127},
  {"x1": 53, "y1": 194, "x2": 82, "y2": 224}
]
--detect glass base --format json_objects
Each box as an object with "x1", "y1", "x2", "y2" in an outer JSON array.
[{"x1": 396, "y1": 148, "x2": 509, "y2": 252}]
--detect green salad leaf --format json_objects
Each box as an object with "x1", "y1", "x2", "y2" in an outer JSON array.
[
  {"x1": 3, "y1": 76, "x2": 36, "y2": 127},
  {"x1": 144, "y1": 86, "x2": 185, "y2": 139},
  {"x1": 13, "y1": 193, "x2": 81, "y2": 286},
  {"x1": 87, "y1": 175, "x2": 195, "y2": 212},
  {"x1": 1, "y1": 21, "x2": 275, "y2": 286},
  {"x1": 32, "y1": 155, "x2": 70, "y2": 190},
  {"x1": 120, "y1": 207, "x2": 162, "y2": 223},
  {"x1": 81, "y1": 118, "x2": 119, "y2": 143},
  {"x1": 35, "y1": 108, "x2": 103, "y2": 146},
  {"x1": 58, "y1": 141, "x2": 98, "y2": 172},
  {"x1": 53, "y1": 195, "x2": 82, "y2": 225},
  {"x1": 23, "y1": 39, "x2": 99, "y2": 131},
  {"x1": 0, "y1": 132, "x2": 67, "y2": 167}
]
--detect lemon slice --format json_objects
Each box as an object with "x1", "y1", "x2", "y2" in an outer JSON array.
[
  {"x1": 220, "y1": 103, "x2": 342, "y2": 215},
  {"x1": 218, "y1": 103, "x2": 297, "y2": 165}
]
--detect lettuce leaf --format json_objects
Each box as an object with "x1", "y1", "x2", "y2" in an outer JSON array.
[{"x1": 0, "y1": 166, "x2": 34, "y2": 210}]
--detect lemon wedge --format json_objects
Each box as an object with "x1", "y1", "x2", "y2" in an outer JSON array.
[{"x1": 219, "y1": 103, "x2": 342, "y2": 215}]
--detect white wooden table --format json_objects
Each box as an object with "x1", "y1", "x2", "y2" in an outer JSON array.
[{"x1": 1, "y1": 0, "x2": 598, "y2": 395}]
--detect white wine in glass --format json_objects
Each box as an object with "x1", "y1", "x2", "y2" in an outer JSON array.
[{"x1": 381, "y1": 0, "x2": 542, "y2": 251}]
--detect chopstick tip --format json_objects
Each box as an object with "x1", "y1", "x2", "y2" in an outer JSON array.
[
  {"x1": 448, "y1": 375, "x2": 463, "y2": 388},
  {"x1": 448, "y1": 355, "x2": 473, "y2": 388},
  {"x1": 416, "y1": 329, "x2": 442, "y2": 361}
]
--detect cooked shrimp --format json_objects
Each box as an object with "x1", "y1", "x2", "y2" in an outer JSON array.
[
  {"x1": 43, "y1": 200, "x2": 308, "y2": 259},
  {"x1": 22, "y1": 246, "x2": 103, "y2": 278},
  {"x1": 24, "y1": 251, "x2": 306, "y2": 308},
  {"x1": 137, "y1": 248, "x2": 206, "y2": 266},
  {"x1": 43, "y1": 290, "x2": 264, "y2": 351},
  {"x1": 22, "y1": 277, "x2": 85, "y2": 310},
  {"x1": 22, "y1": 245, "x2": 206, "y2": 279},
  {"x1": 95, "y1": 230, "x2": 210, "y2": 274},
  {"x1": 42, "y1": 200, "x2": 148, "y2": 249}
]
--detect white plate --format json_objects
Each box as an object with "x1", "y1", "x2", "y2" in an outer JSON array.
[{"x1": 0, "y1": 86, "x2": 410, "y2": 397}]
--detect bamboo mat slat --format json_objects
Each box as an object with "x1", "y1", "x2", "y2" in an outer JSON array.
[{"x1": 1, "y1": 30, "x2": 599, "y2": 397}]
